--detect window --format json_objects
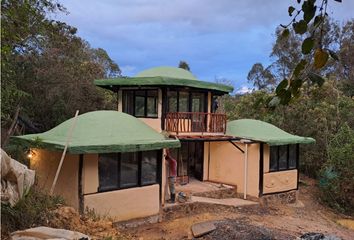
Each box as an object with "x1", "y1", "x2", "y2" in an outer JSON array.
[
  {"x1": 122, "y1": 90, "x2": 158, "y2": 118},
  {"x1": 98, "y1": 153, "x2": 119, "y2": 191},
  {"x1": 141, "y1": 151, "x2": 158, "y2": 185},
  {"x1": 147, "y1": 91, "x2": 158, "y2": 117},
  {"x1": 134, "y1": 91, "x2": 146, "y2": 117},
  {"x1": 166, "y1": 90, "x2": 207, "y2": 113},
  {"x1": 98, "y1": 150, "x2": 161, "y2": 192},
  {"x1": 269, "y1": 144, "x2": 298, "y2": 172},
  {"x1": 120, "y1": 152, "x2": 138, "y2": 188},
  {"x1": 179, "y1": 91, "x2": 189, "y2": 112}
]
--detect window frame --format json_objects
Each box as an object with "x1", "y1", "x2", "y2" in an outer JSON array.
[
  {"x1": 98, "y1": 150, "x2": 162, "y2": 193},
  {"x1": 269, "y1": 144, "x2": 299, "y2": 172},
  {"x1": 122, "y1": 89, "x2": 159, "y2": 118},
  {"x1": 166, "y1": 89, "x2": 208, "y2": 113}
]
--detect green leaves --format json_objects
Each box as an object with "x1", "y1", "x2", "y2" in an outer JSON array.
[
  {"x1": 281, "y1": 28, "x2": 290, "y2": 39},
  {"x1": 308, "y1": 72, "x2": 325, "y2": 86},
  {"x1": 302, "y1": 37, "x2": 314, "y2": 54},
  {"x1": 314, "y1": 48, "x2": 329, "y2": 69},
  {"x1": 302, "y1": 0, "x2": 316, "y2": 23},
  {"x1": 276, "y1": 79, "x2": 289, "y2": 95},
  {"x1": 288, "y1": 6, "x2": 296, "y2": 16},
  {"x1": 293, "y1": 20, "x2": 307, "y2": 35},
  {"x1": 294, "y1": 59, "x2": 307, "y2": 77},
  {"x1": 328, "y1": 49, "x2": 339, "y2": 61}
]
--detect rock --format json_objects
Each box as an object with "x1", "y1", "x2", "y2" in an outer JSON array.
[
  {"x1": 299, "y1": 232, "x2": 342, "y2": 240},
  {"x1": 10, "y1": 226, "x2": 90, "y2": 240},
  {"x1": 191, "y1": 221, "x2": 216, "y2": 238}
]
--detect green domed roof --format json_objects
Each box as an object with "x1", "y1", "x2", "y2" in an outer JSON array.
[
  {"x1": 95, "y1": 66, "x2": 233, "y2": 93},
  {"x1": 135, "y1": 66, "x2": 198, "y2": 80},
  {"x1": 227, "y1": 119, "x2": 315, "y2": 146},
  {"x1": 12, "y1": 111, "x2": 180, "y2": 153}
]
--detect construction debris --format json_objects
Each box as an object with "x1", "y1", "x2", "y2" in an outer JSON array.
[
  {"x1": 10, "y1": 226, "x2": 90, "y2": 240},
  {"x1": 1, "y1": 148, "x2": 35, "y2": 206},
  {"x1": 191, "y1": 221, "x2": 216, "y2": 238}
]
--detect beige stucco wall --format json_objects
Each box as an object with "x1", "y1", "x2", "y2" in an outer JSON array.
[
  {"x1": 82, "y1": 154, "x2": 99, "y2": 194},
  {"x1": 30, "y1": 149, "x2": 79, "y2": 209},
  {"x1": 204, "y1": 141, "x2": 260, "y2": 198},
  {"x1": 84, "y1": 184, "x2": 160, "y2": 221},
  {"x1": 263, "y1": 170, "x2": 298, "y2": 194},
  {"x1": 263, "y1": 144, "x2": 270, "y2": 173}
]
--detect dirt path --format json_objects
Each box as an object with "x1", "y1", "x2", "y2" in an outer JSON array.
[{"x1": 121, "y1": 176, "x2": 354, "y2": 240}]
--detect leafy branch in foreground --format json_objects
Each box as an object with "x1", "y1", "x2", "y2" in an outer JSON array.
[{"x1": 274, "y1": 0, "x2": 342, "y2": 105}]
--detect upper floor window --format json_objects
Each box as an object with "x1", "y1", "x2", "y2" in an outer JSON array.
[
  {"x1": 167, "y1": 90, "x2": 206, "y2": 113},
  {"x1": 122, "y1": 90, "x2": 158, "y2": 118},
  {"x1": 269, "y1": 144, "x2": 298, "y2": 172}
]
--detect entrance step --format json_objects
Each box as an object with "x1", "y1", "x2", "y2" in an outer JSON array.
[
  {"x1": 191, "y1": 196, "x2": 258, "y2": 207},
  {"x1": 192, "y1": 187, "x2": 238, "y2": 199}
]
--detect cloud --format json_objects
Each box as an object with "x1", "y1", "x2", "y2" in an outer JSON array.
[
  {"x1": 237, "y1": 85, "x2": 253, "y2": 95},
  {"x1": 57, "y1": 0, "x2": 354, "y2": 86}
]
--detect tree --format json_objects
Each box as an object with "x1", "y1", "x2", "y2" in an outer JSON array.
[
  {"x1": 1, "y1": 0, "x2": 120, "y2": 134},
  {"x1": 247, "y1": 63, "x2": 276, "y2": 91},
  {"x1": 274, "y1": 0, "x2": 343, "y2": 104},
  {"x1": 178, "y1": 60, "x2": 190, "y2": 71}
]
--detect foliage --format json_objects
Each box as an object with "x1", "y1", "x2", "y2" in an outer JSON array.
[
  {"x1": 274, "y1": 0, "x2": 343, "y2": 104},
  {"x1": 1, "y1": 187, "x2": 65, "y2": 236},
  {"x1": 319, "y1": 124, "x2": 354, "y2": 214},
  {"x1": 222, "y1": 81, "x2": 354, "y2": 177},
  {"x1": 1, "y1": 0, "x2": 120, "y2": 132},
  {"x1": 247, "y1": 63, "x2": 276, "y2": 91},
  {"x1": 178, "y1": 60, "x2": 191, "y2": 71}
]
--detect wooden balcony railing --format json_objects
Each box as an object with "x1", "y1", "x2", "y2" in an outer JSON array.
[{"x1": 165, "y1": 112, "x2": 227, "y2": 134}]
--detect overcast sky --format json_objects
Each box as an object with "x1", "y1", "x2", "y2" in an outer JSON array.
[{"x1": 58, "y1": 0, "x2": 353, "y2": 93}]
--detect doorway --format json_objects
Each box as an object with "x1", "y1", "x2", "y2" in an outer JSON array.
[{"x1": 171, "y1": 141, "x2": 204, "y2": 181}]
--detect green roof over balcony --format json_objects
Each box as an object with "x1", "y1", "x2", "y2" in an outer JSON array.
[
  {"x1": 227, "y1": 119, "x2": 316, "y2": 146},
  {"x1": 12, "y1": 111, "x2": 180, "y2": 154},
  {"x1": 94, "y1": 66, "x2": 233, "y2": 93}
]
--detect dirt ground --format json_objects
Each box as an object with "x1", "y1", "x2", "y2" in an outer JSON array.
[{"x1": 120, "y1": 176, "x2": 354, "y2": 240}]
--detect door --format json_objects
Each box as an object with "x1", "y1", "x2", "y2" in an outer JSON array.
[{"x1": 188, "y1": 142, "x2": 204, "y2": 181}]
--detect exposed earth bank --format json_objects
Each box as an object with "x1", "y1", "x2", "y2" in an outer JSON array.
[{"x1": 121, "y1": 176, "x2": 354, "y2": 240}]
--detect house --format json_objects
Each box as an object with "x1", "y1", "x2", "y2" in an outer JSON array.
[
  {"x1": 12, "y1": 111, "x2": 180, "y2": 221},
  {"x1": 95, "y1": 66, "x2": 315, "y2": 200},
  {"x1": 13, "y1": 66, "x2": 315, "y2": 221}
]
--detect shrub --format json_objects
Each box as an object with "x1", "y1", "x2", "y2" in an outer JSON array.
[
  {"x1": 1, "y1": 187, "x2": 64, "y2": 237},
  {"x1": 319, "y1": 124, "x2": 354, "y2": 214}
]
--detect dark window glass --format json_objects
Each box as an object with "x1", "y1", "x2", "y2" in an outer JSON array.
[
  {"x1": 134, "y1": 91, "x2": 145, "y2": 117},
  {"x1": 269, "y1": 146, "x2": 278, "y2": 171},
  {"x1": 289, "y1": 145, "x2": 297, "y2": 169},
  {"x1": 167, "y1": 91, "x2": 177, "y2": 112},
  {"x1": 179, "y1": 91, "x2": 189, "y2": 112},
  {"x1": 123, "y1": 91, "x2": 134, "y2": 115},
  {"x1": 147, "y1": 91, "x2": 158, "y2": 117},
  {"x1": 212, "y1": 95, "x2": 219, "y2": 113},
  {"x1": 98, "y1": 153, "x2": 118, "y2": 191},
  {"x1": 120, "y1": 152, "x2": 138, "y2": 188},
  {"x1": 141, "y1": 151, "x2": 157, "y2": 185},
  {"x1": 179, "y1": 142, "x2": 189, "y2": 176},
  {"x1": 279, "y1": 145, "x2": 288, "y2": 170},
  {"x1": 191, "y1": 93, "x2": 205, "y2": 112},
  {"x1": 269, "y1": 145, "x2": 299, "y2": 172}
]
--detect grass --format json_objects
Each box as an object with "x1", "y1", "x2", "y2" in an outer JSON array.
[{"x1": 1, "y1": 187, "x2": 64, "y2": 236}]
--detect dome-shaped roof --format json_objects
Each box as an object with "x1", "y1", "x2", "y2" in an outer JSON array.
[
  {"x1": 135, "y1": 66, "x2": 198, "y2": 80},
  {"x1": 226, "y1": 119, "x2": 315, "y2": 146},
  {"x1": 13, "y1": 111, "x2": 180, "y2": 153}
]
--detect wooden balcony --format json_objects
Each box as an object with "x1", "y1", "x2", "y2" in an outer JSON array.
[{"x1": 165, "y1": 112, "x2": 227, "y2": 135}]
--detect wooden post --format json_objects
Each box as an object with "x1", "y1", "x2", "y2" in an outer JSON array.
[
  {"x1": 50, "y1": 110, "x2": 79, "y2": 195},
  {"x1": 243, "y1": 144, "x2": 248, "y2": 200}
]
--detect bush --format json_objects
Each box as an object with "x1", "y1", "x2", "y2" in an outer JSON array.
[
  {"x1": 1, "y1": 187, "x2": 64, "y2": 236},
  {"x1": 319, "y1": 124, "x2": 354, "y2": 214}
]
